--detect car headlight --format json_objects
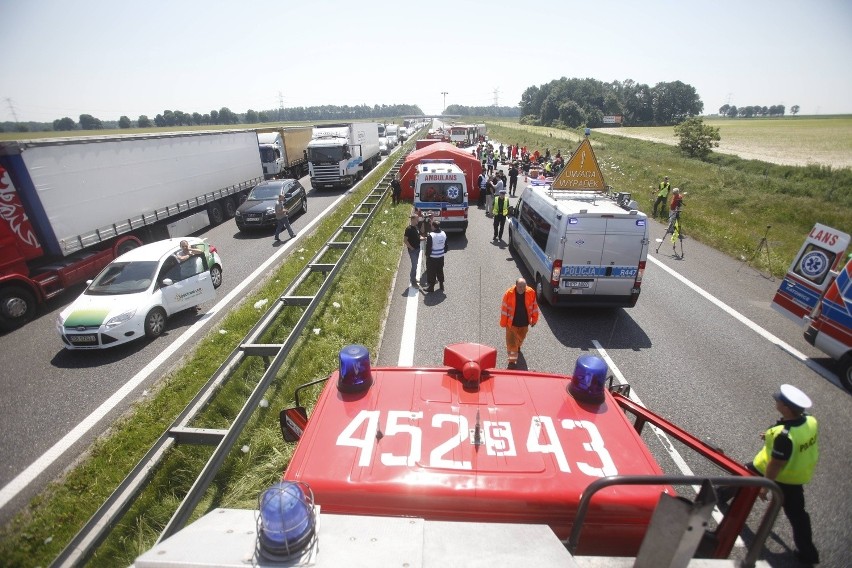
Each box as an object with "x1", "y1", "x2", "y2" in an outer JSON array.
[
  {"x1": 235, "y1": 210, "x2": 242, "y2": 218},
  {"x1": 104, "y1": 309, "x2": 137, "y2": 331}
]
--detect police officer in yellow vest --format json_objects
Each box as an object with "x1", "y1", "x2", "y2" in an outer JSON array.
[
  {"x1": 749, "y1": 384, "x2": 820, "y2": 565},
  {"x1": 652, "y1": 175, "x2": 671, "y2": 218}
]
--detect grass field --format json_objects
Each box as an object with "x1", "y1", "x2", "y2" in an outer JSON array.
[{"x1": 603, "y1": 116, "x2": 852, "y2": 169}]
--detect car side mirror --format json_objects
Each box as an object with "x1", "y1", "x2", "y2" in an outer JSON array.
[
  {"x1": 161, "y1": 278, "x2": 174, "y2": 287},
  {"x1": 409, "y1": 180, "x2": 414, "y2": 189}
]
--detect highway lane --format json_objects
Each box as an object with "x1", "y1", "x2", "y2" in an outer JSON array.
[
  {"x1": 0, "y1": 161, "x2": 390, "y2": 523},
  {"x1": 377, "y1": 178, "x2": 851, "y2": 567}
]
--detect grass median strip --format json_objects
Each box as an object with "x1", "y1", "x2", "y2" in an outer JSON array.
[{"x1": 0, "y1": 150, "x2": 413, "y2": 567}]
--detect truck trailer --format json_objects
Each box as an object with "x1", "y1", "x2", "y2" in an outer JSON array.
[
  {"x1": 307, "y1": 122, "x2": 380, "y2": 189},
  {"x1": 256, "y1": 126, "x2": 312, "y2": 179},
  {"x1": 0, "y1": 130, "x2": 264, "y2": 330}
]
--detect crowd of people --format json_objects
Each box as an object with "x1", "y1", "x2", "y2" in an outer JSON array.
[{"x1": 474, "y1": 141, "x2": 566, "y2": 179}]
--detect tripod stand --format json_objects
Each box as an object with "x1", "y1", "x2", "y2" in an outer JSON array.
[
  {"x1": 655, "y1": 209, "x2": 685, "y2": 259},
  {"x1": 739, "y1": 225, "x2": 774, "y2": 280}
]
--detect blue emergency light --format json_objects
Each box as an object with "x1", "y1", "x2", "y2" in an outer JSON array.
[
  {"x1": 338, "y1": 344, "x2": 374, "y2": 393},
  {"x1": 567, "y1": 354, "x2": 608, "y2": 404},
  {"x1": 568, "y1": 218, "x2": 579, "y2": 225},
  {"x1": 636, "y1": 219, "x2": 646, "y2": 227},
  {"x1": 257, "y1": 481, "x2": 316, "y2": 561}
]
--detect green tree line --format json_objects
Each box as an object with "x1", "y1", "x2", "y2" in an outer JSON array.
[
  {"x1": 2, "y1": 103, "x2": 425, "y2": 133},
  {"x1": 718, "y1": 104, "x2": 791, "y2": 118},
  {"x1": 443, "y1": 105, "x2": 520, "y2": 117},
  {"x1": 519, "y1": 77, "x2": 703, "y2": 128}
]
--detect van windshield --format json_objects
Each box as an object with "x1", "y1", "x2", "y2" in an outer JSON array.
[{"x1": 420, "y1": 183, "x2": 465, "y2": 204}]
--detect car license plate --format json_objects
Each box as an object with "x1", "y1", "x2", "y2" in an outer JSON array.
[
  {"x1": 246, "y1": 215, "x2": 261, "y2": 221},
  {"x1": 69, "y1": 334, "x2": 98, "y2": 344},
  {"x1": 563, "y1": 280, "x2": 591, "y2": 289}
]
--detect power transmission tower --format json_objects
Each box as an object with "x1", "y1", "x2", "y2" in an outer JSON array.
[
  {"x1": 5, "y1": 97, "x2": 20, "y2": 125},
  {"x1": 493, "y1": 88, "x2": 500, "y2": 107},
  {"x1": 441, "y1": 91, "x2": 448, "y2": 113},
  {"x1": 278, "y1": 92, "x2": 284, "y2": 122}
]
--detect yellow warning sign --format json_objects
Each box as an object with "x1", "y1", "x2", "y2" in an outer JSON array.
[{"x1": 550, "y1": 138, "x2": 605, "y2": 191}]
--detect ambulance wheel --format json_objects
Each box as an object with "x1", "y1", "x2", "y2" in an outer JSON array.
[{"x1": 839, "y1": 354, "x2": 852, "y2": 392}]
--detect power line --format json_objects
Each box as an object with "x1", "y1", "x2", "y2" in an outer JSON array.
[{"x1": 4, "y1": 98, "x2": 20, "y2": 124}]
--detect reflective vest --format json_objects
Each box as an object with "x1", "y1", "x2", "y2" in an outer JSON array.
[
  {"x1": 428, "y1": 231, "x2": 447, "y2": 258},
  {"x1": 657, "y1": 181, "x2": 671, "y2": 198},
  {"x1": 752, "y1": 415, "x2": 819, "y2": 484},
  {"x1": 493, "y1": 195, "x2": 509, "y2": 216},
  {"x1": 500, "y1": 286, "x2": 540, "y2": 327}
]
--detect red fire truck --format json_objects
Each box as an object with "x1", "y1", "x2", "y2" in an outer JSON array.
[{"x1": 136, "y1": 343, "x2": 777, "y2": 567}]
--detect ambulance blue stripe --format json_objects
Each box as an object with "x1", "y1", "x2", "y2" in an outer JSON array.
[{"x1": 777, "y1": 277, "x2": 821, "y2": 310}]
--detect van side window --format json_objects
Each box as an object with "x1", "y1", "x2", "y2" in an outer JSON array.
[{"x1": 519, "y1": 202, "x2": 551, "y2": 251}]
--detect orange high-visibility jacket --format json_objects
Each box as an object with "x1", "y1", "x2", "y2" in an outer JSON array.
[{"x1": 500, "y1": 285, "x2": 540, "y2": 328}]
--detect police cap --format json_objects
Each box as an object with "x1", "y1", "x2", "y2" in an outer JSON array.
[{"x1": 773, "y1": 384, "x2": 812, "y2": 412}]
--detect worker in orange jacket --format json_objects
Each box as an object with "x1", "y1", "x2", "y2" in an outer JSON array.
[{"x1": 499, "y1": 278, "x2": 540, "y2": 369}]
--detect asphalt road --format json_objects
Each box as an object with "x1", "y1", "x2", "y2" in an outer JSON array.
[
  {"x1": 0, "y1": 162, "x2": 383, "y2": 523},
  {"x1": 1, "y1": 146, "x2": 849, "y2": 566},
  {"x1": 377, "y1": 170, "x2": 851, "y2": 567}
]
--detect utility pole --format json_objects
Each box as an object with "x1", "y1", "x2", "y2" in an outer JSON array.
[
  {"x1": 441, "y1": 91, "x2": 448, "y2": 114},
  {"x1": 278, "y1": 92, "x2": 284, "y2": 122},
  {"x1": 493, "y1": 88, "x2": 500, "y2": 107}
]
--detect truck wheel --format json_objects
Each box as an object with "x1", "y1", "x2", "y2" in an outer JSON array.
[
  {"x1": 116, "y1": 239, "x2": 140, "y2": 256},
  {"x1": 0, "y1": 286, "x2": 37, "y2": 331},
  {"x1": 208, "y1": 202, "x2": 224, "y2": 226},
  {"x1": 210, "y1": 265, "x2": 223, "y2": 289},
  {"x1": 840, "y1": 354, "x2": 852, "y2": 392},
  {"x1": 223, "y1": 198, "x2": 237, "y2": 218},
  {"x1": 144, "y1": 307, "x2": 167, "y2": 338}
]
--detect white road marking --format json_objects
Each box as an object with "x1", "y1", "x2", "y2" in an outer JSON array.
[
  {"x1": 593, "y1": 340, "x2": 745, "y2": 547},
  {"x1": 0, "y1": 192, "x2": 350, "y2": 512},
  {"x1": 646, "y1": 255, "x2": 838, "y2": 383},
  {"x1": 397, "y1": 249, "x2": 423, "y2": 366}
]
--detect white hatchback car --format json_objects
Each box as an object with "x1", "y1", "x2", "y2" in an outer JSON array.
[{"x1": 57, "y1": 238, "x2": 222, "y2": 349}]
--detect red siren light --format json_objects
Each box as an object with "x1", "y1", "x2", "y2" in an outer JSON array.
[
  {"x1": 337, "y1": 344, "x2": 373, "y2": 393},
  {"x1": 567, "y1": 354, "x2": 608, "y2": 404}
]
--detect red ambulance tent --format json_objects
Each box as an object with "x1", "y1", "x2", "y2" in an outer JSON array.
[{"x1": 400, "y1": 142, "x2": 483, "y2": 201}]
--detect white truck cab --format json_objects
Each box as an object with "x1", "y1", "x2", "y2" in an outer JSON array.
[
  {"x1": 412, "y1": 159, "x2": 469, "y2": 235},
  {"x1": 508, "y1": 185, "x2": 649, "y2": 307}
]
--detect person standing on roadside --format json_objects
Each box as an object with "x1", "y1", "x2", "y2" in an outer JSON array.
[
  {"x1": 425, "y1": 220, "x2": 447, "y2": 293},
  {"x1": 508, "y1": 163, "x2": 519, "y2": 196},
  {"x1": 719, "y1": 384, "x2": 820, "y2": 565},
  {"x1": 499, "y1": 277, "x2": 539, "y2": 369},
  {"x1": 652, "y1": 175, "x2": 671, "y2": 218},
  {"x1": 390, "y1": 174, "x2": 402, "y2": 206},
  {"x1": 404, "y1": 213, "x2": 423, "y2": 288},
  {"x1": 484, "y1": 176, "x2": 496, "y2": 217},
  {"x1": 273, "y1": 194, "x2": 296, "y2": 242},
  {"x1": 493, "y1": 188, "x2": 510, "y2": 241},
  {"x1": 477, "y1": 170, "x2": 488, "y2": 208}
]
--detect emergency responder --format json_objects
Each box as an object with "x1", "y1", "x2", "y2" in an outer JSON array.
[
  {"x1": 499, "y1": 278, "x2": 539, "y2": 369},
  {"x1": 720, "y1": 384, "x2": 820, "y2": 565},
  {"x1": 652, "y1": 176, "x2": 671, "y2": 218},
  {"x1": 424, "y1": 220, "x2": 447, "y2": 293},
  {"x1": 493, "y1": 189, "x2": 510, "y2": 241}
]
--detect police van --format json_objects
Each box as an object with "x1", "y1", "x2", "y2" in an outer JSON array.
[
  {"x1": 412, "y1": 159, "x2": 469, "y2": 234},
  {"x1": 508, "y1": 184, "x2": 649, "y2": 307}
]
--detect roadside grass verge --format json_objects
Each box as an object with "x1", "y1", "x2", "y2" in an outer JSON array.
[
  {"x1": 0, "y1": 148, "x2": 412, "y2": 567},
  {"x1": 488, "y1": 123, "x2": 852, "y2": 276}
]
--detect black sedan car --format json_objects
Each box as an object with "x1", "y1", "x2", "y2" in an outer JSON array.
[{"x1": 234, "y1": 179, "x2": 307, "y2": 232}]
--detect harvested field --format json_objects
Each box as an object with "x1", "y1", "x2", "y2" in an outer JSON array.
[{"x1": 597, "y1": 116, "x2": 852, "y2": 169}]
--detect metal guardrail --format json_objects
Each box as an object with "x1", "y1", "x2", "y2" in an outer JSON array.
[{"x1": 52, "y1": 148, "x2": 411, "y2": 567}]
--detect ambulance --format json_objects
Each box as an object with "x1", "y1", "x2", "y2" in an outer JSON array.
[
  {"x1": 771, "y1": 224, "x2": 851, "y2": 390},
  {"x1": 507, "y1": 139, "x2": 649, "y2": 307},
  {"x1": 411, "y1": 159, "x2": 469, "y2": 234}
]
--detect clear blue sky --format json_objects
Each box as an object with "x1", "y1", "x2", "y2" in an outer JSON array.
[{"x1": 2, "y1": 0, "x2": 850, "y2": 123}]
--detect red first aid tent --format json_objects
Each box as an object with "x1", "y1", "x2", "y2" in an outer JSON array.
[{"x1": 399, "y1": 142, "x2": 483, "y2": 201}]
